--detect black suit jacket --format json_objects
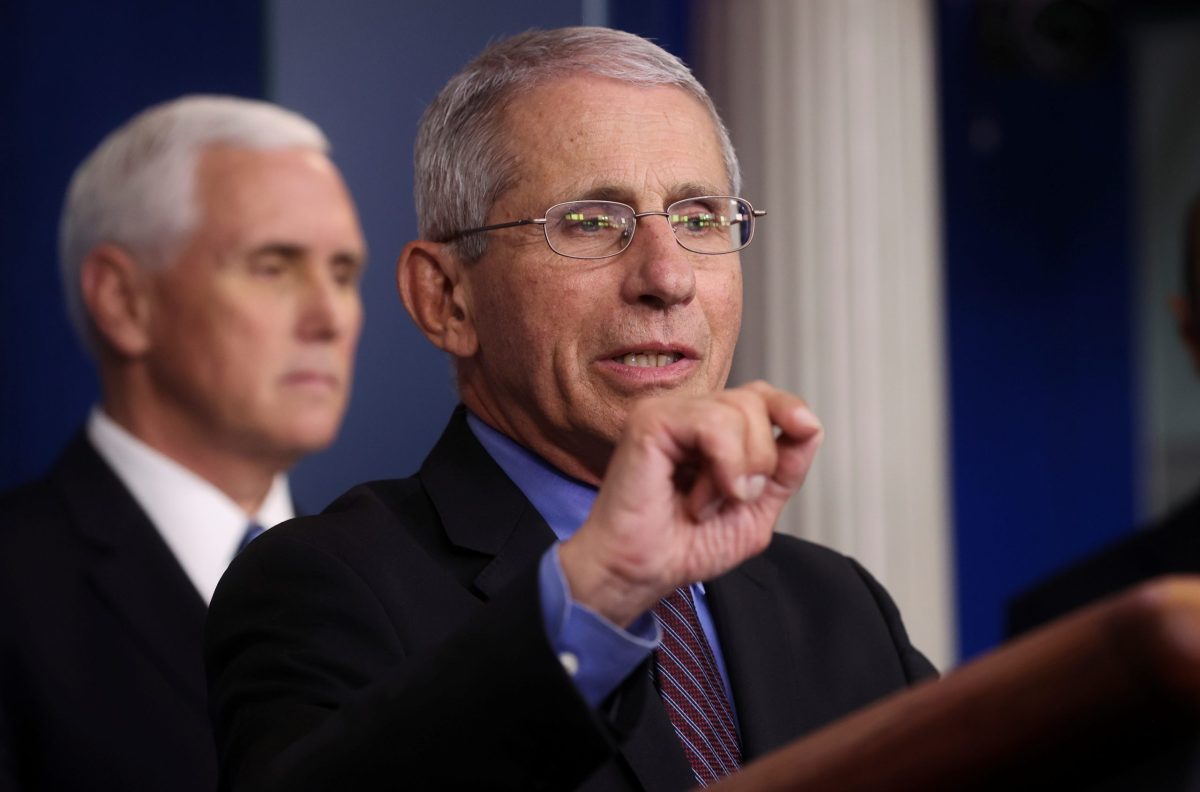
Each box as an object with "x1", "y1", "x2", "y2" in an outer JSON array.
[
  {"x1": 1007, "y1": 488, "x2": 1200, "y2": 636},
  {"x1": 206, "y1": 407, "x2": 936, "y2": 791},
  {"x1": 0, "y1": 432, "x2": 215, "y2": 791}
]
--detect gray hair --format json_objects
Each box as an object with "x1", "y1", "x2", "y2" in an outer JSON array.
[
  {"x1": 414, "y1": 26, "x2": 742, "y2": 261},
  {"x1": 59, "y1": 94, "x2": 329, "y2": 354}
]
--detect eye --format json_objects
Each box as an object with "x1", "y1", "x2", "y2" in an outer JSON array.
[
  {"x1": 553, "y1": 202, "x2": 633, "y2": 237},
  {"x1": 670, "y1": 199, "x2": 733, "y2": 236},
  {"x1": 249, "y1": 254, "x2": 288, "y2": 277},
  {"x1": 561, "y1": 210, "x2": 625, "y2": 235},
  {"x1": 331, "y1": 257, "x2": 363, "y2": 287}
]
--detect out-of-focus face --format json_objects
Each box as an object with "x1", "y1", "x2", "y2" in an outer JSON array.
[
  {"x1": 458, "y1": 76, "x2": 743, "y2": 483},
  {"x1": 142, "y1": 145, "x2": 365, "y2": 468}
]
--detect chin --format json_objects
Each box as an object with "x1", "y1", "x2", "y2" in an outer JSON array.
[{"x1": 268, "y1": 415, "x2": 344, "y2": 457}]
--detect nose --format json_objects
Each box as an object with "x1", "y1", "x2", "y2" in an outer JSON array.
[
  {"x1": 620, "y1": 214, "x2": 696, "y2": 309},
  {"x1": 297, "y1": 263, "x2": 357, "y2": 342}
]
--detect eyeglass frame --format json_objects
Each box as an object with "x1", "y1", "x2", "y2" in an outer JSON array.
[{"x1": 440, "y1": 195, "x2": 767, "y2": 260}]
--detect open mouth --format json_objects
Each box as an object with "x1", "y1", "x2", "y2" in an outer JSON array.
[{"x1": 614, "y1": 352, "x2": 684, "y2": 368}]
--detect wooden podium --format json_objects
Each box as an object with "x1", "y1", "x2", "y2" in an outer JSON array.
[{"x1": 709, "y1": 577, "x2": 1200, "y2": 791}]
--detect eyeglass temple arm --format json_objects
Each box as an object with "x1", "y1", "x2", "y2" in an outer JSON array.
[
  {"x1": 442, "y1": 217, "x2": 548, "y2": 242},
  {"x1": 730, "y1": 209, "x2": 766, "y2": 225}
]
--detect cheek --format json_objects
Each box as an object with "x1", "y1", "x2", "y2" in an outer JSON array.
[
  {"x1": 339, "y1": 298, "x2": 365, "y2": 352},
  {"x1": 152, "y1": 287, "x2": 227, "y2": 365},
  {"x1": 703, "y1": 267, "x2": 744, "y2": 335},
  {"x1": 478, "y1": 267, "x2": 572, "y2": 350},
  {"x1": 208, "y1": 304, "x2": 288, "y2": 384}
]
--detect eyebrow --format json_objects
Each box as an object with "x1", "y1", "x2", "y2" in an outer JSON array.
[
  {"x1": 249, "y1": 243, "x2": 306, "y2": 260},
  {"x1": 566, "y1": 180, "x2": 730, "y2": 208},
  {"x1": 249, "y1": 242, "x2": 366, "y2": 266}
]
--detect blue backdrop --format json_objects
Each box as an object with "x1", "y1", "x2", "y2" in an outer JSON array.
[
  {"x1": 936, "y1": 2, "x2": 1136, "y2": 657},
  {"x1": 0, "y1": 0, "x2": 1145, "y2": 663},
  {"x1": 0, "y1": 0, "x2": 264, "y2": 489}
]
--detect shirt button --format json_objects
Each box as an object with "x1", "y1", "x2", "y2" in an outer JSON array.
[{"x1": 558, "y1": 651, "x2": 580, "y2": 676}]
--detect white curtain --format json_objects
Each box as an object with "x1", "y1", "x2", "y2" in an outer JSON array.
[{"x1": 697, "y1": 0, "x2": 955, "y2": 668}]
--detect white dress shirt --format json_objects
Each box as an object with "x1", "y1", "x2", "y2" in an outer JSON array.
[{"x1": 87, "y1": 407, "x2": 294, "y2": 604}]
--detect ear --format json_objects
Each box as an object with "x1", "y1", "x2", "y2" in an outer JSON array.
[
  {"x1": 79, "y1": 244, "x2": 153, "y2": 358},
  {"x1": 396, "y1": 240, "x2": 478, "y2": 358},
  {"x1": 1170, "y1": 294, "x2": 1200, "y2": 375}
]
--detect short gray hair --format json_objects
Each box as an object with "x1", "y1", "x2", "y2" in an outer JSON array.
[
  {"x1": 60, "y1": 94, "x2": 329, "y2": 354},
  {"x1": 414, "y1": 26, "x2": 741, "y2": 261}
]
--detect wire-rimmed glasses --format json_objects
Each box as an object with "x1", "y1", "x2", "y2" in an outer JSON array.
[{"x1": 443, "y1": 196, "x2": 766, "y2": 259}]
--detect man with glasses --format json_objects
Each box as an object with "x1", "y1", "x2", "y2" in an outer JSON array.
[{"x1": 207, "y1": 28, "x2": 934, "y2": 791}]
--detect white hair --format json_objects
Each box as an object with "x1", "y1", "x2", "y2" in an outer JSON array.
[
  {"x1": 414, "y1": 26, "x2": 742, "y2": 261},
  {"x1": 59, "y1": 94, "x2": 329, "y2": 354}
]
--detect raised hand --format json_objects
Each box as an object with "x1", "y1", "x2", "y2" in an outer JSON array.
[{"x1": 559, "y1": 381, "x2": 823, "y2": 627}]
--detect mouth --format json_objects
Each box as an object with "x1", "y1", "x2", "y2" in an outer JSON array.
[
  {"x1": 283, "y1": 371, "x2": 339, "y2": 388},
  {"x1": 613, "y1": 351, "x2": 684, "y2": 368}
]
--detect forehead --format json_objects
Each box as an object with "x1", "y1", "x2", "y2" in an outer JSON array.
[
  {"x1": 195, "y1": 145, "x2": 338, "y2": 207},
  {"x1": 189, "y1": 145, "x2": 361, "y2": 247},
  {"x1": 498, "y1": 76, "x2": 730, "y2": 208}
]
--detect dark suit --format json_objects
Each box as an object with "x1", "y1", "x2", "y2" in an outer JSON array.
[
  {"x1": 206, "y1": 407, "x2": 936, "y2": 791},
  {"x1": 0, "y1": 432, "x2": 215, "y2": 791},
  {"x1": 1007, "y1": 489, "x2": 1200, "y2": 636}
]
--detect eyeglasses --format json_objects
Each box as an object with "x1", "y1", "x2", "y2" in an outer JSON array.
[{"x1": 443, "y1": 196, "x2": 766, "y2": 259}]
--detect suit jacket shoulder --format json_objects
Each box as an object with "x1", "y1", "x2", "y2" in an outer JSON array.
[
  {"x1": 206, "y1": 408, "x2": 934, "y2": 792},
  {"x1": 0, "y1": 431, "x2": 213, "y2": 792},
  {"x1": 707, "y1": 533, "x2": 935, "y2": 759},
  {"x1": 206, "y1": 413, "x2": 614, "y2": 792}
]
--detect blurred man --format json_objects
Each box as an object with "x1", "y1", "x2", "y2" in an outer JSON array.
[
  {"x1": 1009, "y1": 195, "x2": 1200, "y2": 634},
  {"x1": 207, "y1": 29, "x2": 933, "y2": 792},
  {"x1": 0, "y1": 95, "x2": 365, "y2": 791}
]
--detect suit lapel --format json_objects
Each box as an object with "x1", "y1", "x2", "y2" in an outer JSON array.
[
  {"x1": 707, "y1": 551, "x2": 807, "y2": 760},
  {"x1": 420, "y1": 409, "x2": 696, "y2": 791},
  {"x1": 419, "y1": 408, "x2": 557, "y2": 598},
  {"x1": 54, "y1": 434, "x2": 209, "y2": 713},
  {"x1": 602, "y1": 661, "x2": 695, "y2": 791}
]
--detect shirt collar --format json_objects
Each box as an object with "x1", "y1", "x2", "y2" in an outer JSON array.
[
  {"x1": 467, "y1": 412, "x2": 708, "y2": 596},
  {"x1": 86, "y1": 407, "x2": 294, "y2": 604},
  {"x1": 465, "y1": 411, "x2": 596, "y2": 541}
]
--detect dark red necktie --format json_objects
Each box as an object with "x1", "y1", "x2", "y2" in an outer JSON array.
[{"x1": 652, "y1": 587, "x2": 742, "y2": 786}]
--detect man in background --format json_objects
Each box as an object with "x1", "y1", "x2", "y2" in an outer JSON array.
[
  {"x1": 1009, "y1": 194, "x2": 1200, "y2": 634},
  {"x1": 0, "y1": 95, "x2": 365, "y2": 791},
  {"x1": 207, "y1": 29, "x2": 934, "y2": 791}
]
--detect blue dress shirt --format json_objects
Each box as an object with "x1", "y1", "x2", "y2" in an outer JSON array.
[{"x1": 465, "y1": 412, "x2": 737, "y2": 713}]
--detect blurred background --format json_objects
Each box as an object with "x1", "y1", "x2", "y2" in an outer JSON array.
[{"x1": 3, "y1": 0, "x2": 1200, "y2": 670}]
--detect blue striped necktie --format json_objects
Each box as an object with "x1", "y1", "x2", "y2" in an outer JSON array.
[
  {"x1": 652, "y1": 587, "x2": 742, "y2": 786},
  {"x1": 235, "y1": 521, "x2": 265, "y2": 557}
]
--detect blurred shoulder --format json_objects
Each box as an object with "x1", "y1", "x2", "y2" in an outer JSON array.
[
  {"x1": 0, "y1": 472, "x2": 73, "y2": 557},
  {"x1": 758, "y1": 532, "x2": 904, "y2": 610},
  {"x1": 254, "y1": 476, "x2": 435, "y2": 564},
  {"x1": 762, "y1": 531, "x2": 866, "y2": 576}
]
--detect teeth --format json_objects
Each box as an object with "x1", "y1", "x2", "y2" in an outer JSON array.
[{"x1": 618, "y1": 352, "x2": 682, "y2": 368}]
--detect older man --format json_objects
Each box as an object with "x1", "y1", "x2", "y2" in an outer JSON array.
[
  {"x1": 207, "y1": 28, "x2": 933, "y2": 792},
  {"x1": 0, "y1": 96, "x2": 365, "y2": 791}
]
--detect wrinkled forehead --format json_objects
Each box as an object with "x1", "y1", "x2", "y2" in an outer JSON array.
[{"x1": 496, "y1": 77, "x2": 732, "y2": 208}]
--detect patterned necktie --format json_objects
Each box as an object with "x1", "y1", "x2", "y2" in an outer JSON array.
[
  {"x1": 235, "y1": 521, "x2": 265, "y2": 557},
  {"x1": 652, "y1": 587, "x2": 742, "y2": 786}
]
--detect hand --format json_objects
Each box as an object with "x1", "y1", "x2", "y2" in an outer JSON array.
[{"x1": 558, "y1": 381, "x2": 822, "y2": 627}]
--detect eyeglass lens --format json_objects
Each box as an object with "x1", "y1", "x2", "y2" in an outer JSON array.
[{"x1": 543, "y1": 197, "x2": 754, "y2": 259}]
